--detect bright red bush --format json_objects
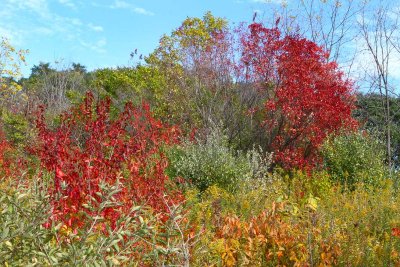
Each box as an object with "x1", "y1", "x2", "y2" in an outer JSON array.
[
  {"x1": 0, "y1": 130, "x2": 11, "y2": 176},
  {"x1": 32, "y1": 93, "x2": 183, "y2": 227},
  {"x1": 239, "y1": 23, "x2": 357, "y2": 169}
]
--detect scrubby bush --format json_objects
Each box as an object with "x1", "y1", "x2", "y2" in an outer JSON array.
[
  {"x1": 321, "y1": 131, "x2": 388, "y2": 188},
  {"x1": 167, "y1": 128, "x2": 272, "y2": 193},
  {"x1": 316, "y1": 180, "x2": 400, "y2": 266},
  {"x1": 290, "y1": 170, "x2": 333, "y2": 199},
  {"x1": 1, "y1": 110, "x2": 29, "y2": 146}
]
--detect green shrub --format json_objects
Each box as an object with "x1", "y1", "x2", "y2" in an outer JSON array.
[
  {"x1": 321, "y1": 131, "x2": 388, "y2": 189},
  {"x1": 1, "y1": 110, "x2": 29, "y2": 146},
  {"x1": 290, "y1": 170, "x2": 333, "y2": 199},
  {"x1": 167, "y1": 128, "x2": 271, "y2": 193}
]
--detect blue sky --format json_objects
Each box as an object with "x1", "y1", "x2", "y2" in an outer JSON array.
[{"x1": 0, "y1": 0, "x2": 286, "y2": 77}]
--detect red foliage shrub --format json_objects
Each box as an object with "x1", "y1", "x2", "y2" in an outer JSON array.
[
  {"x1": 392, "y1": 228, "x2": 400, "y2": 238},
  {"x1": 32, "y1": 93, "x2": 183, "y2": 227},
  {"x1": 238, "y1": 22, "x2": 357, "y2": 169},
  {"x1": 0, "y1": 130, "x2": 11, "y2": 177},
  {"x1": 0, "y1": 129, "x2": 26, "y2": 179}
]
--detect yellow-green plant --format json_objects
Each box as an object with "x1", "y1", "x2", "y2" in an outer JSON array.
[
  {"x1": 0, "y1": 37, "x2": 28, "y2": 101},
  {"x1": 321, "y1": 131, "x2": 388, "y2": 189}
]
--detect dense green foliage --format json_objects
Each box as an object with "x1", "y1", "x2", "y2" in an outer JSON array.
[
  {"x1": 322, "y1": 131, "x2": 387, "y2": 188},
  {"x1": 355, "y1": 93, "x2": 400, "y2": 168},
  {"x1": 1, "y1": 110, "x2": 29, "y2": 145},
  {"x1": 167, "y1": 129, "x2": 271, "y2": 192}
]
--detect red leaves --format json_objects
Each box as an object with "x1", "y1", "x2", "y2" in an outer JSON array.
[
  {"x1": 239, "y1": 23, "x2": 357, "y2": 169},
  {"x1": 392, "y1": 228, "x2": 400, "y2": 238},
  {"x1": 31, "y1": 92, "x2": 183, "y2": 227},
  {"x1": 0, "y1": 129, "x2": 26, "y2": 178},
  {"x1": 0, "y1": 130, "x2": 11, "y2": 176}
]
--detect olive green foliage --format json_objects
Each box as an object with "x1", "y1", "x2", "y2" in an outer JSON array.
[
  {"x1": 147, "y1": 11, "x2": 228, "y2": 66},
  {"x1": 91, "y1": 66, "x2": 171, "y2": 117},
  {"x1": 321, "y1": 131, "x2": 388, "y2": 188},
  {"x1": 0, "y1": 177, "x2": 51, "y2": 266},
  {"x1": 92, "y1": 66, "x2": 162, "y2": 98},
  {"x1": 1, "y1": 111, "x2": 29, "y2": 145},
  {"x1": 354, "y1": 93, "x2": 400, "y2": 168},
  {"x1": 167, "y1": 129, "x2": 271, "y2": 193},
  {"x1": 319, "y1": 180, "x2": 400, "y2": 266},
  {"x1": 290, "y1": 170, "x2": 333, "y2": 199}
]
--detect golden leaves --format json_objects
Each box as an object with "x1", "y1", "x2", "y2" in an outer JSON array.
[{"x1": 0, "y1": 37, "x2": 28, "y2": 101}]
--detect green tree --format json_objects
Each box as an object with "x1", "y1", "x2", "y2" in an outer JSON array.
[
  {"x1": 90, "y1": 65, "x2": 168, "y2": 117},
  {"x1": 354, "y1": 93, "x2": 400, "y2": 168},
  {"x1": 71, "y1": 62, "x2": 87, "y2": 74},
  {"x1": 145, "y1": 12, "x2": 234, "y2": 130}
]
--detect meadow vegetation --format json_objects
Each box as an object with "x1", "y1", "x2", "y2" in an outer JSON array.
[{"x1": 1, "y1": 11, "x2": 400, "y2": 266}]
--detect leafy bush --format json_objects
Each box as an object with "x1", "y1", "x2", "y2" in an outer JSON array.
[
  {"x1": 31, "y1": 92, "x2": 183, "y2": 228},
  {"x1": 167, "y1": 128, "x2": 271, "y2": 193},
  {"x1": 1, "y1": 110, "x2": 29, "y2": 146},
  {"x1": 321, "y1": 131, "x2": 388, "y2": 188},
  {"x1": 0, "y1": 129, "x2": 28, "y2": 178},
  {"x1": 0, "y1": 172, "x2": 194, "y2": 266},
  {"x1": 290, "y1": 170, "x2": 333, "y2": 199}
]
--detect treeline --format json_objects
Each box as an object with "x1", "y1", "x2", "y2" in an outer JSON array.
[{"x1": 5, "y1": 51, "x2": 400, "y2": 170}]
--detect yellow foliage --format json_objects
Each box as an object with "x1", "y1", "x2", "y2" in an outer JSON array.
[{"x1": 0, "y1": 37, "x2": 28, "y2": 102}]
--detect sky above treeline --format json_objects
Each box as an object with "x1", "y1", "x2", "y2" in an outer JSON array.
[{"x1": 0, "y1": 0, "x2": 288, "y2": 77}]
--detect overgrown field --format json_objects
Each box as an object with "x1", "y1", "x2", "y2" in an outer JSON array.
[{"x1": 1, "y1": 11, "x2": 400, "y2": 266}]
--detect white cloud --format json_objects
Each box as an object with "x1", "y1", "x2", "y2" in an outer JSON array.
[
  {"x1": 251, "y1": 0, "x2": 288, "y2": 5},
  {"x1": 88, "y1": 23, "x2": 104, "y2": 32},
  {"x1": 112, "y1": 0, "x2": 130, "y2": 9},
  {"x1": 0, "y1": 1, "x2": 51, "y2": 44},
  {"x1": 133, "y1": 7, "x2": 154, "y2": 16},
  {"x1": 11, "y1": 0, "x2": 51, "y2": 18},
  {"x1": 71, "y1": 18, "x2": 82, "y2": 26},
  {"x1": 80, "y1": 38, "x2": 107, "y2": 54},
  {"x1": 110, "y1": 0, "x2": 154, "y2": 16},
  {"x1": 58, "y1": 0, "x2": 76, "y2": 9},
  {"x1": 0, "y1": 27, "x2": 23, "y2": 46},
  {"x1": 34, "y1": 27, "x2": 54, "y2": 36},
  {"x1": 0, "y1": 0, "x2": 107, "y2": 54}
]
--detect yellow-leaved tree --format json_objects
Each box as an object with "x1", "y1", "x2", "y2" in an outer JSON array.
[
  {"x1": 0, "y1": 37, "x2": 28, "y2": 102},
  {"x1": 0, "y1": 37, "x2": 29, "y2": 146}
]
